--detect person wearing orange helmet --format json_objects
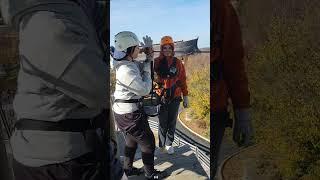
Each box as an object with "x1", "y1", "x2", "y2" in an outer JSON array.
[
  {"x1": 212, "y1": 0, "x2": 253, "y2": 177},
  {"x1": 154, "y1": 36, "x2": 189, "y2": 155}
]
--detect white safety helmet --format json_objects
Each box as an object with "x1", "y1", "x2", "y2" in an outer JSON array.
[
  {"x1": 113, "y1": 31, "x2": 140, "y2": 60},
  {"x1": 114, "y1": 31, "x2": 140, "y2": 51}
]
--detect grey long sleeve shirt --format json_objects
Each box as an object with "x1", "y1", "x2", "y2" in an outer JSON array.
[{"x1": 3, "y1": 1, "x2": 108, "y2": 166}]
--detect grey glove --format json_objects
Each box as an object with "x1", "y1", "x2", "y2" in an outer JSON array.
[
  {"x1": 183, "y1": 96, "x2": 189, "y2": 108},
  {"x1": 140, "y1": 35, "x2": 153, "y2": 48},
  {"x1": 233, "y1": 108, "x2": 254, "y2": 147},
  {"x1": 140, "y1": 35, "x2": 154, "y2": 60}
]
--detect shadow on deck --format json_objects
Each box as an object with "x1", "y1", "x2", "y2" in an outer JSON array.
[{"x1": 116, "y1": 130, "x2": 210, "y2": 180}]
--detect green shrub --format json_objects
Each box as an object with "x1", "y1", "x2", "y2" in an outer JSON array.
[
  {"x1": 188, "y1": 67, "x2": 210, "y2": 119},
  {"x1": 241, "y1": 0, "x2": 320, "y2": 178}
]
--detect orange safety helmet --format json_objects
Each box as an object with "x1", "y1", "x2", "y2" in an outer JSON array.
[{"x1": 160, "y1": 36, "x2": 174, "y2": 51}]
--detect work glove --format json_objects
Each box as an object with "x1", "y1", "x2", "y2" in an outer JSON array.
[
  {"x1": 233, "y1": 108, "x2": 254, "y2": 147},
  {"x1": 140, "y1": 35, "x2": 153, "y2": 48},
  {"x1": 183, "y1": 96, "x2": 189, "y2": 108},
  {"x1": 140, "y1": 35, "x2": 154, "y2": 60}
]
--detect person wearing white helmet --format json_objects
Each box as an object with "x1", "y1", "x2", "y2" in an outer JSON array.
[{"x1": 112, "y1": 31, "x2": 168, "y2": 179}]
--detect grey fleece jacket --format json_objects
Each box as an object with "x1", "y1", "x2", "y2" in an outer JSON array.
[{"x1": 1, "y1": 0, "x2": 109, "y2": 166}]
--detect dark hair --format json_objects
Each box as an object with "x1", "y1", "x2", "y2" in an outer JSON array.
[
  {"x1": 121, "y1": 46, "x2": 136, "y2": 59},
  {"x1": 117, "y1": 46, "x2": 137, "y2": 60},
  {"x1": 126, "y1": 46, "x2": 136, "y2": 55}
]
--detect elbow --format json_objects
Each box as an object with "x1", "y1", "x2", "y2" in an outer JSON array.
[
  {"x1": 136, "y1": 88, "x2": 150, "y2": 96},
  {"x1": 136, "y1": 84, "x2": 152, "y2": 96}
]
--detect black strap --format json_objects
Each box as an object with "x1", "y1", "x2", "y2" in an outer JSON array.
[
  {"x1": 14, "y1": 118, "x2": 94, "y2": 132},
  {"x1": 172, "y1": 57, "x2": 177, "y2": 70},
  {"x1": 168, "y1": 57, "x2": 178, "y2": 78},
  {"x1": 169, "y1": 83, "x2": 177, "y2": 100},
  {"x1": 158, "y1": 57, "x2": 178, "y2": 79},
  {"x1": 114, "y1": 98, "x2": 143, "y2": 103}
]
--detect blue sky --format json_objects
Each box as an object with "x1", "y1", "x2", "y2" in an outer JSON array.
[{"x1": 110, "y1": 0, "x2": 210, "y2": 48}]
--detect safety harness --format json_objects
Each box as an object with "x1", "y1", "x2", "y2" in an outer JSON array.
[
  {"x1": 156, "y1": 57, "x2": 182, "y2": 104},
  {"x1": 111, "y1": 46, "x2": 161, "y2": 117},
  {"x1": 158, "y1": 57, "x2": 178, "y2": 79}
]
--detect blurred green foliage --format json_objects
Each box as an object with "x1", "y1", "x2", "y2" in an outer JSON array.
[
  {"x1": 239, "y1": 0, "x2": 320, "y2": 179},
  {"x1": 185, "y1": 54, "x2": 210, "y2": 137}
]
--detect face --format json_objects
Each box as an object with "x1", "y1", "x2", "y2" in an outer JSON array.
[
  {"x1": 162, "y1": 44, "x2": 173, "y2": 57},
  {"x1": 131, "y1": 46, "x2": 140, "y2": 59}
]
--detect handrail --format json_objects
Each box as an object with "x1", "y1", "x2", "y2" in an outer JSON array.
[{"x1": 218, "y1": 144, "x2": 257, "y2": 180}]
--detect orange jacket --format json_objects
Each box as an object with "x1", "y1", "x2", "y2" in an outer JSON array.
[
  {"x1": 154, "y1": 55, "x2": 188, "y2": 99},
  {"x1": 212, "y1": 0, "x2": 250, "y2": 112}
]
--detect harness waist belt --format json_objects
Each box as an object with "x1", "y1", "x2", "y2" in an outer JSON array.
[
  {"x1": 114, "y1": 98, "x2": 143, "y2": 103},
  {"x1": 14, "y1": 118, "x2": 94, "y2": 132}
]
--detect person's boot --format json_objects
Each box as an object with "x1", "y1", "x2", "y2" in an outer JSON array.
[
  {"x1": 165, "y1": 145, "x2": 174, "y2": 155},
  {"x1": 124, "y1": 146, "x2": 143, "y2": 176},
  {"x1": 158, "y1": 146, "x2": 167, "y2": 153},
  {"x1": 145, "y1": 169, "x2": 169, "y2": 180},
  {"x1": 124, "y1": 167, "x2": 144, "y2": 176}
]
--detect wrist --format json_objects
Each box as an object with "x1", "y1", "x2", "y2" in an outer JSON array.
[{"x1": 234, "y1": 108, "x2": 251, "y2": 122}]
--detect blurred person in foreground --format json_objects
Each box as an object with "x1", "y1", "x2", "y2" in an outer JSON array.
[
  {"x1": 212, "y1": 0, "x2": 254, "y2": 177},
  {"x1": 1, "y1": 0, "x2": 125, "y2": 179}
]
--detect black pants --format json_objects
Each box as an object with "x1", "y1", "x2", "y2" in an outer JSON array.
[
  {"x1": 13, "y1": 152, "x2": 103, "y2": 180},
  {"x1": 211, "y1": 111, "x2": 228, "y2": 178},
  {"x1": 114, "y1": 110, "x2": 155, "y2": 176},
  {"x1": 158, "y1": 99, "x2": 180, "y2": 147}
]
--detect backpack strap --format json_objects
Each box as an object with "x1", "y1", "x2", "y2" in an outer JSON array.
[{"x1": 168, "y1": 57, "x2": 178, "y2": 78}]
